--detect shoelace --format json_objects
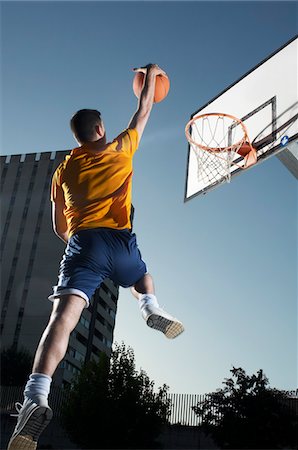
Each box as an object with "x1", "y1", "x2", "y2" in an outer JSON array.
[{"x1": 10, "y1": 401, "x2": 23, "y2": 417}]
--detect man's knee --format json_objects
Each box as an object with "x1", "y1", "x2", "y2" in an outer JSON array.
[{"x1": 50, "y1": 294, "x2": 86, "y2": 328}]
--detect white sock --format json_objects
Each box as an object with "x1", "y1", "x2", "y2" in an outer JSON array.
[
  {"x1": 138, "y1": 294, "x2": 159, "y2": 310},
  {"x1": 24, "y1": 372, "x2": 52, "y2": 402}
]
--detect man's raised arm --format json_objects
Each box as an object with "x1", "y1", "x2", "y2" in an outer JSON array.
[{"x1": 128, "y1": 64, "x2": 166, "y2": 143}]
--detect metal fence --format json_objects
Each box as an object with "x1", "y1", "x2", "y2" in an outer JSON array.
[
  {"x1": 1, "y1": 386, "x2": 66, "y2": 418},
  {"x1": 1, "y1": 386, "x2": 297, "y2": 427},
  {"x1": 167, "y1": 393, "x2": 207, "y2": 426},
  {"x1": 166, "y1": 391, "x2": 297, "y2": 426}
]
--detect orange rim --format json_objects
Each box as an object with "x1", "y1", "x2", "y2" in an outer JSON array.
[{"x1": 185, "y1": 112, "x2": 253, "y2": 153}]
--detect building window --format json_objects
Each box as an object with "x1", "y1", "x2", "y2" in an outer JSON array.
[
  {"x1": 91, "y1": 345, "x2": 101, "y2": 358},
  {"x1": 94, "y1": 329, "x2": 105, "y2": 342},
  {"x1": 79, "y1": 316, "x2": 90, "y2": 329},
  {"x1": 93, "y1": 330, "x2": 112, "y2": 349},
  {"x1": 98, "y1": 298, "x2": 107, "y2": 310},
  {"x1": 75, "y1": 331, "x2": 88, "y2": 347},
  {"x1": 67, "y1": 346, "x2": 85, "y2": 362},
  {"x1": 101, "y1": 284, "x2": 109, "y2": 294},
  {"x1": 60, "y1": 360, "x2": 80, "y2": 375},
  {"x1": 96, "y1": 312, "x2": 105, "y2": 325},
  {"x1": 96, "y1": 312, "x2": 113, "y2": 332}
]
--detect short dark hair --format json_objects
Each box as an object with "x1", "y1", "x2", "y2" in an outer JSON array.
[{"x1": 70, "y1": 109, "x2": 102, "y2": 143}]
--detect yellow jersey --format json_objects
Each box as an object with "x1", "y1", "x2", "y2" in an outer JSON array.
[{"x1": 51, "y1": 128, "x2": 139, "y2": 237}]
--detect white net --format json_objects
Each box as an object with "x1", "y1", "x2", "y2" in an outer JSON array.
[{"x1": 187, "y1": 114, "x2": 248, "y2": 185}]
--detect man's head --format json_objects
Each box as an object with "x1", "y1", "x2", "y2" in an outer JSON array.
[{"x1": 70, "y1": 109, "x2": 105, "y2": 144}]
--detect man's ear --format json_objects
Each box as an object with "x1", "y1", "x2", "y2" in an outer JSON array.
[{"x1": 95, "y1": 124, "x2": 105, "y2": 138}]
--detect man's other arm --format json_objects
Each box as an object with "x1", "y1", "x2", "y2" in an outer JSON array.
[{"x1": 51, "y1": 185, "x2": 68, "y2": 244}]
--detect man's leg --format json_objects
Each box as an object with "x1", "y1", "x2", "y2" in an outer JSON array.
[
  {"x1": 130, "y1": 272, "x2": 155, "y2": 298},
  {"x1": 131, "y1": 273, "x2": 184, "y2": 339},
  {"x1": 32, "y1": 294, "x2": 86, "y2": 376},
  {"x1": 7, "y1": 294, "x2": 86, "y2": 450}
]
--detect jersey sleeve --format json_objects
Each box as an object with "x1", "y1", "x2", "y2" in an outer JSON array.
[
  {"x1": 113, "y1": 128, "x2": 139, "y2": 156},
  {"x1": 50, "y1": 163, "x2": 64, "y2": 202},
  {"x1": 126, "y1": 128, "x2": 139, "y2": 155}
]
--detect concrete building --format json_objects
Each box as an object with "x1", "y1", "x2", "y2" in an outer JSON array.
[{"x1": 1, "y1": 151, "x2": 119, "y2": 387}]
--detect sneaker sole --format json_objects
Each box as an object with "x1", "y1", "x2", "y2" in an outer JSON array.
[
  {"x1": 7, "y1": 406, "x2": 53, "y2": 450},
  {"x1": 7, "y1": 435, "x2": 37, "y2": 450},
  {"x1": 147, "y1": 314, "x2": 184, "y2": 338}
]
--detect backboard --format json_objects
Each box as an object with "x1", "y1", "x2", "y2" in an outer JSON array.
[{"x1": 185, "y1": 35, "x2": 298, "y2": 201}]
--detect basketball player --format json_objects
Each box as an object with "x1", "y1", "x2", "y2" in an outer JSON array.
[{"x1": 7, "y1": 63, "x2": 184, "y2": 450}]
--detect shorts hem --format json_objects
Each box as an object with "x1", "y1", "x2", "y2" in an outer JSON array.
[
  {"x1": 48, "y1": 288, "x2": 89, "y2": 308},
  {"x1": 119, "y1": 266, "x2": 148, "y2": 288}
]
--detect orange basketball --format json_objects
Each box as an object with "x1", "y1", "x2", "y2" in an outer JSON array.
[
  {"x1": 237, "y1": 142, "x2": 252, "y2": 157},
  {"x1": 133, "y1": 72, "x2": 170, "y2": 103},
  {"x1": 237, "y1": 142, "x2": 257, "y2": 168}
]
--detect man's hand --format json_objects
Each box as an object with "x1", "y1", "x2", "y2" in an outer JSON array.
[{"x1": 133, "y1": 63, "x2": 167, "y2": 77}]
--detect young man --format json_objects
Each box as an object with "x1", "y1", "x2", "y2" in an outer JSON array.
[{"x1": 7, "y1": 63, "x2": 184, "y2": 450}]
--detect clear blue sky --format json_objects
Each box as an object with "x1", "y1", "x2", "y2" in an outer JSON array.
[{"x1": 1, "y1": 1, "x2": 297, "y2": 394}]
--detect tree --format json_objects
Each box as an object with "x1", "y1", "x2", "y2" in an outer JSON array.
[
  {"x1": 1, "y1": 346, "x2": 33, "y2": 386},
  {"x1": 61, "y1": 342, "x2": 170, "y2": 449},
  {"x1": 193, "y1": 367, "x2": 297, "y2": 449}
]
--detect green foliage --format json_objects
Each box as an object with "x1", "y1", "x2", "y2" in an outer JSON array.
[
  {"x1": 1, "y1": 346, "x2": 33, "y2": 386},
  {"x1": 193, "y1": 367, "x2": 297, "y2": 449},
  {"x1": 61, "y1": 342, "x2": 170, "y2": 449}
]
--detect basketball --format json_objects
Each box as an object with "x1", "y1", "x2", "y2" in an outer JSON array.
[
  {"x1": 237, "y1": 142, "x2": 252, "y2": 157},
  {"x1": 237, "y1": 142, "x2": 258, "y2": 168},
  {"x1": 133, "y1": 72, "x2": 170, "y2": 103}
]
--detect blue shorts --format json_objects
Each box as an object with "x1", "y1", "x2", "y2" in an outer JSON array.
[{"x1": 48, "y1": 228, "x2": 147, "y2": 308}]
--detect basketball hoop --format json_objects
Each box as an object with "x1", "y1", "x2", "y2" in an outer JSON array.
[{"x1": 185, "y1": 113, "x2": 257, "y2": 184}]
